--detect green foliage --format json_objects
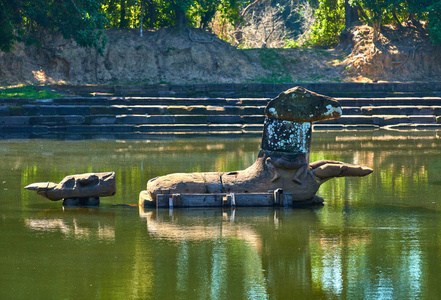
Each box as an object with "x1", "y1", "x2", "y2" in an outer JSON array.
[
  {"x1": 0, "y1": 1, "x2": 16, "y2": 52},
  {"x1": 0, "y1": 0, "x2": 108, "y2": 53},
  {"x1": 354, "y1": 0, "x2": 441, "y2": 44},
  {"x1": 0, "y1": 0, "x2": 249, "y2": 52},
  {"x1": 354, "y1": 0, "x2": 390, "y2": 23},
  {"x1": 250, "y1": 74, "x2": 293, "y2": 84},
  {"x1": 303, "y1": 0, "x2": 441, "y2": 46},
  {"x1": 307, "y1": 0, "x2": 345, "y2": 47},
  {"x1": 0, "y1": 85, "x2": 63, "y2": 99},
  {"x1": 284, "y1": 38, "x2": 301, "y2": 48},
  {"x1": 249, "y1": 48, "x2": 294, "y2": 83},
  {"x1": 100, "y1": 0, "x2": 248, "y2": 29},
  {"x1": 426, "y1": 1, "x2": 441, "y2": 44}
]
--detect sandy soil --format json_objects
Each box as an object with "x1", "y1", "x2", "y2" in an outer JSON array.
[{"x1": 0, "y1": 25, "x2": 440, "y2": 87}]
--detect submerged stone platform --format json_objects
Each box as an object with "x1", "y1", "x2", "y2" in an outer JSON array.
[{"x1": 139, "y1": 190, "x2": 323, "y2": 208}]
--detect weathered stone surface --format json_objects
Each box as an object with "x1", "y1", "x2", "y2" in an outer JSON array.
[
  {"x1": 88, "y1": 115, "x2": 117, "y2": 125},
  {"x1": 120, "y1": 105, "x2": 167, "y2": 115},
  {"x1": 242, "y1": 106, "x2": 265, "y2": 115},
  {"x1": 0, "y1": 106, "x2": 9, "y2": 116},
  {"x1": 207, "y1": 115, "x2": 241, "y2": 124},
  {"x1": 24, "y1": 172, "x2": 116, "y2": 201},
  {"x1": 56, "y1": 105, "x2": 90, "y2": 115},
  {"x1": 29, "y1": 116, "x2": 85, "y2": 126},
  {"x1": 265, "y1": 86, "x2": 342, "y2": 122},
  {"x1": 208, "y1": 124, "x2": 242, "y2": 132},
  {"x1": 167, "y1": 105, "x2": 208, "y2": 115},
  {"x1": 261, "y1": 119, "x2": 311, "y2": 154},
  {"x1": 146, "y1": 150, "x2": 372, "y2": 204},
  {"x1": 361, "y1": 105, "x2": 434, "y2": 116},
  {"x1": 38, "y1": 105, "x2": 58, "y2": 115},
  {"x1": 116, "y1": 115, "x2": 175, "y2": 124},
  {"x1": 342, "y1": 107, "x2": 361, "y2": 115},
  {"x1": 90, "y1": 106, "x2": 126, "y2": 115},
  {"x1": 318, "y1": 115, "x2": 375, "y2": 125},
  {"x1": 408, "y1": 115, "x2": 436, "y2": 123},
  {"x1": 175, "y1": 115, "x2": 208, "y2": 124},
  {"x1": 373, "y1": 116, "x2": 411, "y2": 126},
  {"x1": 144, "y1": 87, "x2": 372, "y2": 206},
  {"x1": 242, "y1": 115, "x2": 265, "y2": 124},
  {"x1": 0, "y1": 116, "x2": 30, "y2": 126}
]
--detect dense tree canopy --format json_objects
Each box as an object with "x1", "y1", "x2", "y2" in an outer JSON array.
[
  {"x1": 1, "y1": 0, "x2": 441, "y2": 52},
  {"x1": 0, "y1": 0, "x2": 108, "y2": 52},
  {"x1": 308, "y1": 0, "x2": 441, "y2": 46},
  {"x1": 0, "y1": 0, "x2": 249, "y2": 52}
]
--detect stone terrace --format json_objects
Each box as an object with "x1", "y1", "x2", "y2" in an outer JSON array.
[{"x1": 2, "y1": 82, "x2": 441, "y2": 139}]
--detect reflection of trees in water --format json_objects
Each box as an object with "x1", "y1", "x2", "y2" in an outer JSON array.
[
  {"x1": 312, "y1": 131, "x2": 441, "y2": 205},
  {"x1": 309, "y1": 208, "x2": 426, "y2": 299},
  {"x1": 139, "y1": 208, "x2": 317, "y2": 299},
  {"x1": 7, "y1": 132, "x2": 441, "y2": 298},
  {"x1": 139, "y1": 207, "x2": 429, "y2": 299}
]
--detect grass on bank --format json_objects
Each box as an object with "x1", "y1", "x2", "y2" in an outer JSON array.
[{"x1": 0, "y1": 85, "x2": 63, "y2": 99}]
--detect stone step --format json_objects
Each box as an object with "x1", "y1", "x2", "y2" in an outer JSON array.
[
  {"x1": 359, "y1": 106, "x2": 441, "y2": 115},
  {"x1": 114, "y1": 115, "x2": 265, "y2": 125},
  {"x1": 48, "y1": 83, "x2": 441, "y2": 98},
  {"x1": 4, "y1": 95, "x2": 441, "y2": 108},
  {"x1": 4, "y1": 104, "x2": 267, "y2": 116},
  {"x1": 4, "y1": 123, "x2": 441, "y2": 137},
  {"x1": 312, "y1": 124, "x2": 380, "y2": 131},
  {"x1": 341, "y1": 106, "x2": 441, "y2": 116},
  {"x1": 6, "y1": 103, "x2": 441, "y2": 118},
  {"x1": 317, "y1": 115, "x2": 438, "y2": 126},
  {"x1": 336, "y1": 97, "x2": 441, "y2": 106},
  {"x1": 1, "y1": 114, "x2": 440, "y2": 130},
  {"x1": 0, "y1": 97, "x2": 271, "y2": 107},
  {"x1": 0, "y1": 123, "x2": 265, "y2": 135},
  {"x1": 4, "y1": 97, "x2": 441, "y2": 117},
  {"x1": 0, "y1": 115, "x2": 266, "y2": 126}
]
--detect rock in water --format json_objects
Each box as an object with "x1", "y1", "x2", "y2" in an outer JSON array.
[{"x1": 24, "y1": 172, "x2": 116, "y2": 202}]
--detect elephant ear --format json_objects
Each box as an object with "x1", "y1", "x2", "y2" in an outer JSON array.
[{"x1": 311, "y1": 160, "x2": 373, "y2": 182}]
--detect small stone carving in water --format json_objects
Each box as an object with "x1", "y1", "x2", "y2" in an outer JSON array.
[
  {"x1": 140, "y1": 87, "x2": 373, "y2": 208},
  {"x1": 24, "y1": 172, "x2": 116, "y2": 206}
]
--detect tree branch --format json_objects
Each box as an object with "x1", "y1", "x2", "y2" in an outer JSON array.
[{"x1": 241, "y1": 0, "x2": 265, "y2": 18}]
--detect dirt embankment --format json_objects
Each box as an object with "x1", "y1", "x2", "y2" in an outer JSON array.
[
  {"x1": 0, "y1": 25, "x2": 440, "y2": 86},
  {"x1": 340, "y1": 25, "x2": 441, "y2": 82}
]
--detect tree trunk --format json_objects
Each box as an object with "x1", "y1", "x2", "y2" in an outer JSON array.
[
  {"x1": 355, "y1": 3, "x2": 369, "y2": 24},
  {"x1": 146, "y1": 0, "x2": 155, "y2": 28},
  {"x1": 175, "y1": 8, "x2": 187, "y2": 28},
  {"x1": 344, "y1": 0, "x2": 359, "y2": 29},
  {"x1": 119, "y1": 0, "x2": 127, "y2": 29},
  {"x1": 241, "y1": 0, "x2": 265, "y2": 18},
  {"x1": 392, "y1": 6, "x2": 402, "y2": 28},
  {"x1": 372, "y1": 19, "x2": 381, "y2": 43}
]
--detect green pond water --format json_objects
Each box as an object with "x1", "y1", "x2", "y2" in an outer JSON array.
[{"x1": 1, "y1": 130, "x2": 441, "y2": 299}]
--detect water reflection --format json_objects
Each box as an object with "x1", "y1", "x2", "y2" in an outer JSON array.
[
  {"x1": 3, "y1": 131, "x2": 441, "y2": 299},
  {"x1": 137, "y1": 206, "x2": 435, "y2": 299},
  {"x1": 139, "y1": 207, "x2": 319, "y2": 299},
  {"x1": 141, "y1": 209, "x2": 261, "y2": 248},
  {"x1": 25, "y1": 208, "x2": 116, "y2": 241}
]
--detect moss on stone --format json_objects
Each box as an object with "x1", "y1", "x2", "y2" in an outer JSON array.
[{"x1": 264, "y1": 86, "x2": 342, "y2": 122}]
